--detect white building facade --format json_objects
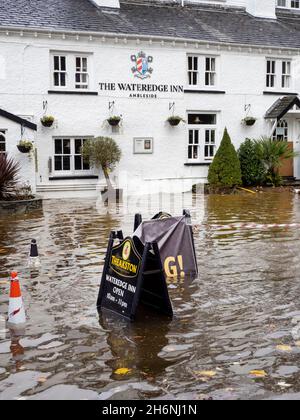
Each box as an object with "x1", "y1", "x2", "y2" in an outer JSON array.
[{"x1": 1, "y1": 0, "x2": 300, "y2": 197}]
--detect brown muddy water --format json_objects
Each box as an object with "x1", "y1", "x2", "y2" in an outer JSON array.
[{"x1": 0, "y1": 191, "x2": 300, "y2": 400}]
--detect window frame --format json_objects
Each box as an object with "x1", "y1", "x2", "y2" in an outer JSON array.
[
  {"x1": 0, "y1": 130, "x2": 6, "y2": 154},
  {"x1": 50, "y1": 52, "x2": 92, "y2": 92},
  {"x1": 272, "y1": 119, "x2": 289, "y2": 141},
  {"x1": 265, "y1": 58, "x2": 293, "y2": 91},
  {"x1": 277, "y1": 0, "x2": 300, "y2": 9},
  {"x1": 282, "y1": 60, "x2": 291, "y2": 88},
  {"x1": 187, "y1": 55, "x2": 218, "y2": 89},
  {"x1": 53, "y1": 55, "x2": 67, "y2": 89},
  {"x1": 187, "y1": 112, "x2": 218, "y2": 163},
  {"x1": 52, "y1": 137, "x2": 93, "y2": 176}
]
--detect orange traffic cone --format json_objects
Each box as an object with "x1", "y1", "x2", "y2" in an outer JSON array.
[{"x1": 7, "y1": 272, "x2": 26, "y2": 326}]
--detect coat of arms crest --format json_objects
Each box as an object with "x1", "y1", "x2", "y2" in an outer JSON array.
[{"x1": 131, "y1": 51, "x2": 153, "y2": 79}]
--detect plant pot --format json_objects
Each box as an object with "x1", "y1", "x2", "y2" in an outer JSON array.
[
  {"x1": 243, "y1": 119, "x2": 256, "y2": 127},
  {"x1": 17, "y1": 145, "x2": 32, "y2": 153},
  {"x1": 41, "y1": 121, "x2": 54, "y2": 127},
  {"x1": 168, "y1": 119, "x2": 181, "y2": 127},
  {"x1": 107, "y1": 118, "x2": 121, "y2": 127},
  {"x1": 0, "y1": 196, "x2": 43, "y2": 215}
]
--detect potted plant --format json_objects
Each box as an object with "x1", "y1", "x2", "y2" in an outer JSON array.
[
  {"x1": 242, "y1": 117, "x2": 257, "y2": 127},
  {"x1": 17, "y1": 140, "x2": 34, "y2": 154},
  {"x1": 167, "y1": 116, "x2": 185, "y2": 126},
  {"x1": 81, "y1": 137, "x2": 122, "y2": 201},
  {"x1": 41, "y1": 115, "x2": 55, "y2": 127},
  {"x1": 107, "y1": 116, "x2": 122, "y2": 127}
]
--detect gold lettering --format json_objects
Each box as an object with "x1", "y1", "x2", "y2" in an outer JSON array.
[
  {"x1": 164, "y1": 255, "x2": 185, "y2": 278},
  {"x1": 164, "y1": 256, "x2": 178, "y2": 278},
  {"x1": 111, "y1": 255, "x2": 137, "y2": 274}
]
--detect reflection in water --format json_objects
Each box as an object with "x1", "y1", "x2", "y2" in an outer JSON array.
[
  {"x1": 99, "y1": 310, "x2": 173, "y2": 381},
  {"x1": 9, "y1": 330, "x2": 25, "y2": 372},
  {"x1": 0, "y1": 192, "x2": 300, "y2": 400}
]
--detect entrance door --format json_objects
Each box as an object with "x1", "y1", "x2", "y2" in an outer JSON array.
[
  {"x1": 272, "y1": 119, "x2": 294, "y2": 178},
  {"x1": 279, "y1": 142, "x2": 294, "y2": 177}
]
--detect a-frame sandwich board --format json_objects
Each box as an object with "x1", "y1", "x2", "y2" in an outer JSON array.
[{"x1": 97, "y1": 231, "x2": 173, "y2": 321}]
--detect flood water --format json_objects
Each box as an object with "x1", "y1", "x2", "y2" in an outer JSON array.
[{"x1": 0, "y1": 191, "x2": 300, "y2": 400}]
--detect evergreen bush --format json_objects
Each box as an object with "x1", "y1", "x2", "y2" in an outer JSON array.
[
  {"x1": 238, "y1": 139, "x2": 265, "y2": 186},
  {"x1": 208, "y1": 128, "x2": 242, "y2": 189}
]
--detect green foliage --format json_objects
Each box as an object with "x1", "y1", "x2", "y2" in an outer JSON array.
[
  {"x1": 40, "y1": 115, "x2": 55, "y2": 127},
  {"x1": 107, "y1": 116, "x2": 122, "y2": 126},
  {"x1": 208, "y1": 128, "x2": 242, "y2": 188},
  {"x1": 18, "y1": 140, "x2": 33, "y2": 151},
  {"x1": 238, "y1": 139, "x2": 265, "y2": 186},
  {"x1": 81, "y1": 137, "x2": 121, "y2": 189},
  {"x1": 0, "y1": 154, "x2": 20, "y2": 200},
  {"x1": 254, "y1": 137, "x2": 298, "y2": 187},
  {"x1": 167, "y1": 116, "x2": 185, "y2": 126},
  {"x1": 242, "y1": 117, "x2": 257, "y2": 126}
]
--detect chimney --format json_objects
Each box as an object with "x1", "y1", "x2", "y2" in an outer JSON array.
[
  {"x1": 246, "y1": 0, "x2": 276, "y2": 19},
  {"x1": 90, "y1": 0, "x2": 120, "y2": 8}
]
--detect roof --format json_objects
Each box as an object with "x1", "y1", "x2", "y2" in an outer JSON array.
[
  {"x1": 0, "y1": 108, "x2": 37, "y2": 130},
  {"x1": 1, "y1": 1, "x2": 300, "y2": 49},
  {"x1": 265, "y1": 95, "x2": 300, "y2": 120}
]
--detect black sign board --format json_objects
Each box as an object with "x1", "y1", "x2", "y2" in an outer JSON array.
[{"x1": 97, "y1": 231, "x2": 173, "y2": 321}]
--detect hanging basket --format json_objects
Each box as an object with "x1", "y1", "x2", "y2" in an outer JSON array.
[
  {"x1": 242, "y1": 117, "x2": 257, "y2": 127},
  {"x1": 41, "y1": 116, "x2": 55, "y2": 127},
  {"x1": 167, "y1": 116, "x2": 185, "y2": 127},
  {"x1": 107, "y1": 116, "x2": 121, "y2": 127},
  {"x1": 17, "y1": 145, "x2": 32, "y2": 153}
]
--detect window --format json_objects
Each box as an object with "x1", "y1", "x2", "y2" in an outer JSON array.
[
  {"x1": 53, "y1": 56, "x2": 67, "y2": 87},
  {"x1": 75, "y1": 57, "x2": 88, "y2": 90},
  {"x1": 266, "y1": 60, "x2": 276, "y2": 88},
  {"x1": 205, "y1": 57, "x2": 216, "y2": 86},
  {"x1": 188, "y1": 130, "x2": 199, "y2": 160},
  {"x1": 187, "y1": 55, "x2": 217, "y2": 88},
  {"x1": 74, "y1": 139, "x2": 90, "y2": 170},
  {"x1": 54, "y1": 139, "x2": 71, "y2": 171},
  {"x1": 53, "y1": 138, "x2": 91, "y2": 174},
  {"x1": 205, "y1": 129, "x2": 216, "y2": 159},
  {"x1": 51, "y1": 53, "x2": 91, "y2": 90},
  {"x1": 292, "y1": 0, "x2": 300, "y2": 7},
  {"x1": 266, "y1": 59, "x2": 292, "y2": 90},
  {"x1": 0, "y1": 131, "x2": 6, "y2": 154},
  {"x1": 272, "y1": 120, "x2": 288, "y2": 141},
  {"x1": 188, "y1": 113, "x2": 217, "y2": 162},
  {"x1": 277, "y1": 0, "x2": 300, "y2": 8},
  {"x1": 282, "y1": 61, "x2": 291, "y2": 88},
  {"x1": 188, "y1": 56, "x2": 198, "y2": 86}
]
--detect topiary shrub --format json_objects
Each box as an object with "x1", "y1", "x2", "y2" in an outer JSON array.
[
  {"x1": 208, "y1": 128, "x2": 242, "y2": 190},
  {"x1": 81, "y1": 136, "x2": 121, "y2": 190},
  {"x1": 238, "y1": 139, "x2": 265, "y2": 186}
]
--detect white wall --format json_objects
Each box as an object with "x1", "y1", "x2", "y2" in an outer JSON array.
[
  {"x1": 0, "y1": 31, "x2": 298, "y2": 196},
  {"x1": 0, "y1": 116, "x2": 36, "y2": 193}
]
